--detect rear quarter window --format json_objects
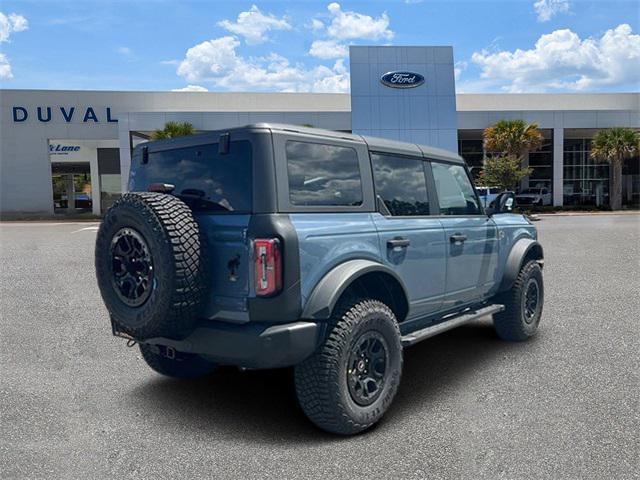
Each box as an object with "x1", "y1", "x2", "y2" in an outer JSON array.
[
  {"x1": 286, "y1": 140, "x2": 363, "y2": 206},
  {"x1": 130, "y1": 140, "x2": 252, "y2": 213}
]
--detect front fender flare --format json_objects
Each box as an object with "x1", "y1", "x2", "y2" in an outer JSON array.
[
  {"x1": 498, "y1": 238, "x2": 544, "y2": 292},
  {"x1": 301, "y1": 259, "x2": 409, "y2": 320}
]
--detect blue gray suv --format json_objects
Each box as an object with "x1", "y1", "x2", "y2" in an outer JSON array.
[{"x1": 95, "y1": 124, "x2": 544, "y2": 435}]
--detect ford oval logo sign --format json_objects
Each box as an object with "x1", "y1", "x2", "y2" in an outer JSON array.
[{"x1": 380, "y1": 71, "x2": 425, "y2": 89}]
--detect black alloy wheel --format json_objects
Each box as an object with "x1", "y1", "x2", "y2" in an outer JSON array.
[
  {"x1": 347, "y1": 331, "x2": 389, "y2": 406},
  {"x1": 110, "y1": 227, "x2": 154, "y2": 308}
]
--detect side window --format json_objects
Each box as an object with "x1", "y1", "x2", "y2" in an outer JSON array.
[
  {"x1": 371, "y1": 153, "x2": 430, "y2": 216},
  {"x1": 286, "y1": 141, "x2": 363, "y2": 206},
  {"x1": 431, "y1": 162, "x2": 482, "y2": 215}
]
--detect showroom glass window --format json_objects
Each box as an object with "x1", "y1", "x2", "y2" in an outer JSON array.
[
  {"x1": 563, "y1": 138, "x2": 609, "y2": 206},
  {"x1": 457, "y1": 137, "x2": 484, "y2": 182},
  {"x1": 286, "y1": 141, "x2": 363, "y2": 206},
  {"x1": 431, "y1": 162, "x2": 482, "y2": 215},
  {"x1": 528, "y1": 131, "x2": 554, "y2": 194},
  {"x1": 371, "y1": 153, "x2": 430, "y2": 216}
]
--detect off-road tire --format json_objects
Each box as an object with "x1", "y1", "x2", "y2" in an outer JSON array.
[
  {"x1": 493, "y1": 260, "x2": 544, "y2": 341},
  {"x1": 294, "y1": 298, "x2": 403, "y2": 435},
  {"x1": 95, "y1": 192, "x2": 206, "y2": 340},
  {"x1": 139, "y1": 344, "x2": 216, "y2": 379}
]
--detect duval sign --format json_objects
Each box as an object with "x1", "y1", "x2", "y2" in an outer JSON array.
[
  {"x1": 380, "y1": 71, "x2": 425, "y2": 89},
  {"x1": 11, "y1": 106, "x2": 118, "y2": 123}
]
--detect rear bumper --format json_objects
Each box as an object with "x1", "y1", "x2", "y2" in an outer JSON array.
[{"x1": 139, "y1": 320, "x2": 320, "y2": 369}]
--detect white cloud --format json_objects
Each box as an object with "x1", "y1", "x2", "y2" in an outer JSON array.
[
  {"x1": 325, "y1": 3, "x2": 393, "y2": 41},
  {"x1": 177, "y1": 36, "x2": 242, "y2": 83},
  {"x1": 0, "y1": 53, "x2": 12, "y2": 79},
  {"x1": 0, "y1": 12, "x2": 28, "y2": 42},
  {"x1": 172, "y1": 85, "x2": 209, "y2": 92},
  {"x1": 218, "y1": 4, "x2": 291, "y2": 45},
  {"x1": 307, "y1": 4, "x2": 394, "y2": 59},
  {"x1": 533, "y1": 0, "x2": 570, "y2": 22},
  {"x1": 312, "y1": 59, "x2": 350, "y2": 93},
  {"x1": 470, "y1": 24, "x2": 640, "y2": 92},
  {"x1": 309, "y1": 18, "x2": 324, "y2": 31},
  {"x1": 176, "y1": 35, "x2": 349, "y2": 93},
  {"x1": 0, "y1": 12, "x2": 27, "y2": 80},
  {"x1": 309, "y1": 40, "x2": 348, "y2": 60}
]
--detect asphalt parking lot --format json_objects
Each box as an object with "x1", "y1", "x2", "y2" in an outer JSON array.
[{"x1": 1, "y1": 215, "x2": 638, "y2": 479}]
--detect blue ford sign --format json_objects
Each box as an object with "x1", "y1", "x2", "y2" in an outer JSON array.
[{"x1": 380, "y1": 71, "x2": 425, "y2": 89}]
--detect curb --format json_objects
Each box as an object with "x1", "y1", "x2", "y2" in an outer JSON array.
[{"x1": 535, "y1": 211, "x2": 639, "y2": 217}]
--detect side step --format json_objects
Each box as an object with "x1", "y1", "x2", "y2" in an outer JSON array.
[{"x1": 401, "y1": 304, "x2": 505, "y2": 347}]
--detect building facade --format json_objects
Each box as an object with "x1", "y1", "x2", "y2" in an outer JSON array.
[{"x1": 1, "y1": 46, "x2": 638, "y2": 216}]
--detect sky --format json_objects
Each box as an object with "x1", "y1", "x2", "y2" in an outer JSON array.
[{"x1": 0, "y1": 0, "x2": 638, "y2": 93}]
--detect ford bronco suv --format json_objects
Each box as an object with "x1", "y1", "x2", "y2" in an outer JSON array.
[{"x1": 95, "y1": 124, "x2": 544, "y2": 435}]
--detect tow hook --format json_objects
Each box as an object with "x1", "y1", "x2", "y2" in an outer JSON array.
[{"x1": 126, "y1": 339, "x2": 137, "y2": 348}]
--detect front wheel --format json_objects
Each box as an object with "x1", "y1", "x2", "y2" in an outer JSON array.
[
  {"x1": 294, "y1": 298, "x2": 403, "y2": 435},
  {"x1": 493, "y1": 260, "x2": 544, "y2": 341},
  {"x1": 139, "y1": 344, "x2": 216, "y2": 379}
]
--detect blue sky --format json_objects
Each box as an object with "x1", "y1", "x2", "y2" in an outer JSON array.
[{"x1": 0, "y1": 0, "x2": 638, "y2": 93}]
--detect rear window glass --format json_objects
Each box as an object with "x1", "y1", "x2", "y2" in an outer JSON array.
[
  {"x1": 131, "y1": 140, "x2": 252, "y2": 213},
  {"x1": 286, "y1": 140, "x2": 363, "y2": 206}
]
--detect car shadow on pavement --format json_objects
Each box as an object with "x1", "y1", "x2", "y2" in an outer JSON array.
[{"x1": 128, "y1": 319, "x2": 527, "y2": 443}]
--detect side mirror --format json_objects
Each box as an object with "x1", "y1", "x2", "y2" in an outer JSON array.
[{"x1": 486, "y1": 191, "x2": 515, "y2": 216}]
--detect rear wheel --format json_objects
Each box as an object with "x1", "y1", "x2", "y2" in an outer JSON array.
[
  {"x1": 139, "y1": 344, "x2": 216, "y2": 379},
  {"x1": 294, "y1": 298, "x2": 403, "y2": 435},
  {"x1": 493, "y1": 260, "x2": 544, "y2": 341}
]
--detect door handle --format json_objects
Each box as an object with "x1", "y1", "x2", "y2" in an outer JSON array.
[
  {"x1": 450, "y1": 233, "x2": 467, "y2": 244},
  {"x1": 387, "y1": 237, "x2": 411, "y2": 249}
]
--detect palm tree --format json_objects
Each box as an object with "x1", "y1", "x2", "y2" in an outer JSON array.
[
  {"x1": 483, "y1": 119, "x2": 544, "y2": 162},
  {"x1": 151, "y1": 121, "x2": 195, "y2": 140},
  {"x1": 590, "y1": 127, "x2": 640, "y2": 210}
]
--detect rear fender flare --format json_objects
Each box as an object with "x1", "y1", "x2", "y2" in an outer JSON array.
[
  {"x1": 301, "y1": 260, "x2": 409, "y2": 320},
  {"x1": 498, "y1": 238, "x2": 544, "y2": 292}
]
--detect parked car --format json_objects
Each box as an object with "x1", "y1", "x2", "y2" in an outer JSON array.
[
  {"x1": 476, "y1": 186, "x2": 502, "y2": 208},
  {"x1": 516, "y1": 187, "x2": 552, "y2": 206},
  {"x1": 95, "y1": 124, "x2": 545, "y2": 435}
]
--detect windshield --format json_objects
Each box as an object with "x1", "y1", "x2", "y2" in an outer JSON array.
[{"x1": 130, "y1": 140, "x2": 252, "y2": 213}]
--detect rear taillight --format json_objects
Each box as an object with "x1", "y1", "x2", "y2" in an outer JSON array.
[{"x1": 253, "y1": 238, "x2": 282, "y2": 297}]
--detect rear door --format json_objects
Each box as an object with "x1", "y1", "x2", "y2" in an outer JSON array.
[
  {"x1": 428, "y1": 160, "x2": 499, "y2": 307},
  {"x1": 370, "y1": 152, "x2": 446, "y2": 319},
  {"x1": 131, "y1": 137, "x2": 254, "y2": 320}
]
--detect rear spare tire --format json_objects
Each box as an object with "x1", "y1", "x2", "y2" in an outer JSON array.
[{"x1": 95, "y1": 192, "x2": 206, "y2": 340}]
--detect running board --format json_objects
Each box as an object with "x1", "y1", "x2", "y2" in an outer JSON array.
[{"x1": 401, "y1": 304, "x2": 505, "y2": 347}]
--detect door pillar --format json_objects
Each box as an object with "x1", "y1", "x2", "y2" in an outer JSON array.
[{"x1": 553, "y1": 128, "x2": 564, "y2": 206}]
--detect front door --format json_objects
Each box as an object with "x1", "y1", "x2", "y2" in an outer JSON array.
[
  {"x1": 370, "y1": 153, "x2": 446, "y2": 319},
  {"x1": 51, "y1": 162, "x2": 93, "y2": 214},
  {"x1": 429, "y1": 161, "x2": 499, "y2": 308}
]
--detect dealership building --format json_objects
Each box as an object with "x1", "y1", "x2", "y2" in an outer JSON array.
[{"x1": 1, "y1": 46, "x2": 638, "y2": 216}]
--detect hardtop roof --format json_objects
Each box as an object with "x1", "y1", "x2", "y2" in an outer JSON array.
[{"x1": 137, "y1": 123, "x2": 464, "y2": 164}]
